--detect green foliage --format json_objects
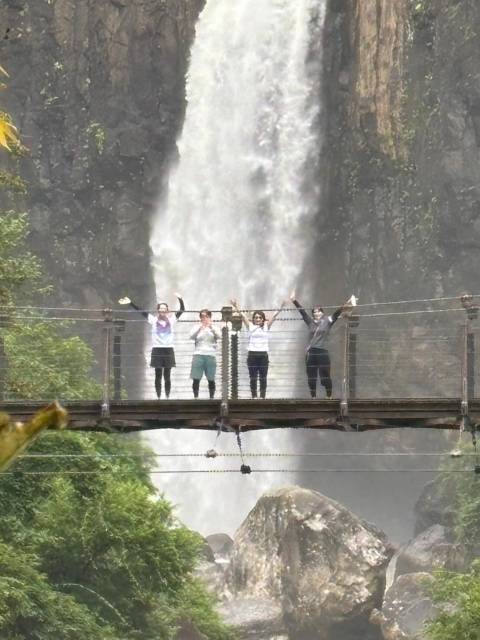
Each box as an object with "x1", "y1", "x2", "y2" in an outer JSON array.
[
  {"x1": 0, "y1": 171, "x2": 27, "y2": 195},
  {"x1": 0, "y1": 541, "x2": 117, "y2": 640},
  {"x1": 438, "y1": 444, "x2": 480, "y2": 545},
  {"x1": 0, "y1": 211, "x2": 43, "y2": 307},
  {"x1": 86, "y1": 122, "x2": 106, "y2": 154},
  {"x1": 4, "y1": 321, "x2": 102, "y2": 400},
  {"x1": 423, "y1": 448, "x2": 480, "y2": 639},
  {"x1": 176, "y1": 580, "x2": 238, "y2": 640},
  {"x1": 425, "y1": 562, "x2": 480, "y2": 640},
  {"x1": 0, "y1": 431, "x2": 234, "y2": 639}
]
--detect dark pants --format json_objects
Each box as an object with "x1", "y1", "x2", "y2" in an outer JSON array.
[
  {"x1": 192, "y1": 379, "x2": 216, "y2": 399},
  {"x1": 155, "y1": 368, "x2": 171, "y2": 398},
  {"x1": 247, "y1": 351, "x2": 269, "y2": 399},
  {"x1": 306, "y1": 348, "x2": 332, "y2": 398}
]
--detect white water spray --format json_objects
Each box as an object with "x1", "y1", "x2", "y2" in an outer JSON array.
[{"x1": 149, "y1": 0, "x2": 327, "y2": 535}]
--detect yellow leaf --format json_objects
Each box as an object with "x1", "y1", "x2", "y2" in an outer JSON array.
[
  {"x1": 0, "y1": 118, "x2": 19, "y2": 150},
  {"x1": 0, "y1": 64, "x2": 9, "y2": 78}
]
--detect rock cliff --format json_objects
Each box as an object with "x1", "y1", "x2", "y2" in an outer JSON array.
[
  {"x1": 0, "y1": 0, "x2": 204, "y2": 306},
  {"x1": 319, "y1": 0, "x2": 480, "y2": 302},
  {"x1": 3, "y1": 0, "x2": 479, "y2": 307}
]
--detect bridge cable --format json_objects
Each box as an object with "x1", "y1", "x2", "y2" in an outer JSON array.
[{"x1": 0, "y1": 467, "x2": 478, "y2": 476}]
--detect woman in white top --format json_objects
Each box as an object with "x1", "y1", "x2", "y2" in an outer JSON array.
[
  {"x1": 189, "y1": 309, "x2": 222, "y2": 398},
  {"x1": 119, "y1": 294, "x2": 184, "y2": 399},
  {"x1": 230, "y1": 299, "x2": 286, "y2": 399}
]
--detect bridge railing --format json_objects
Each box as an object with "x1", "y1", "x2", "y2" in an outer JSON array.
[{"x1": 0, "y1": 302, "x2": 477, "y2": 406}]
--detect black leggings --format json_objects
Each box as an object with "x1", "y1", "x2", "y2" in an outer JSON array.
[
  {"x1": 306, "y1": 348, "x2": 332, "y2": 398},
  {"x1": 247, "y1": 351, "x2": 269, "y2": 399},
  {"x1": 192, "y1": 379, "x2": 216, "y2": 399},
  {"x1": 155, "y1": 368, "x2": 171, "y2": 398}
]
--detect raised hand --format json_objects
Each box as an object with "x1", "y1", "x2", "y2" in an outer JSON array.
[
  {"x1": 289, "y1": 290, "x2": 296, "y2": 301},
  {"x1": 118, "y1": 296, "x2": 131, "y2": 305},
  {"x1": 174, "y1": 291, "x2": 182, "y2": 299}
]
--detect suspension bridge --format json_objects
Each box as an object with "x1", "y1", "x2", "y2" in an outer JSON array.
[{"x1": 1, "y1": 295, "x2": 480, "y2": 435}]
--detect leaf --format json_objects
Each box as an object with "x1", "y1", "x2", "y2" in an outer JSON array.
[
  {"x1": 0, "y1": 118, "x2": 19, "y2": 150},
  {"x1": 0, "y1": 64, "x2": 9, "y2": 78}
]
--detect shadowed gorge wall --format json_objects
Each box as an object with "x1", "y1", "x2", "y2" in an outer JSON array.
[
  {"x1": 319, "y1": 0, "x2": 480, "y2": 304},
  {"x1": 0, "y1": 0, "x2": 204, "y2": 307},
  {"x1": 2, "y1": 0, "x2": 479, "y2": 306}
]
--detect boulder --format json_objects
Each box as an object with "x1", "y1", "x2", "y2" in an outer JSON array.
[
  {"x1": 371, "y1": 572, "x2": 440, "y2": 640},
  {"x1": 206, "y1": 533, "x2": 234, "y2": 560},
  {"x1": 414, "y1": 479, "x2": 456, "y2": 536},
  {"x1": 395, "y1": 524, "x2": 464, "y2": 578},
  {"x1": 227, "y1": 486, "x2": 393, "y2": 639},
  {"x1": 218, "y1": 597, "x2": 286, "y2": 639}
]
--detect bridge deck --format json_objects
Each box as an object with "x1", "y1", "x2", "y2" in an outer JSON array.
[{"x1": 2, "y1": 399, "x2": 479, "y2": 432}]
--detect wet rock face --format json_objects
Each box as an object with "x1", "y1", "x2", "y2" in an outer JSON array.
[
  {"x1": 371, "y1": 572, "x2": 439, "y2": 640},
  {"x1": 414, "y1": 479, "x2": 456, "y2": 536},
  {"x1": 227, "y1": 486, "x2": 392, "y2": 639},
  {"x1": 395, "y1": 524, "x2": 465, "y2": 578},
  {"x1": 218, "y1": 598, "x2": 285, "y2": 640},
  {"x1": 0, "y1": 0, "x2": 204, "y2": 306},
  {"x1": 319, "y1": 0, "x2": 480, "y2": 303},
  {"x1": 206, "y1": 532, "x2": 234, "y2": 559}
]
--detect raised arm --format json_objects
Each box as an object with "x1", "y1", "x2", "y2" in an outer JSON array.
[
  {"x1": 129, "y1": 300, "x2": 149, "y2": 320},
  {"x1": 330, "y1": 299, "x2": 353, "y2": 325},
  {"x1": 290, "y1": 291, "x2": 313, "y2": 327},
  {"x1": 267, "y1": 300, "x2": 287, "y2": 329},
  {"x1": 175, "y1": 292, "x2": 185, "y2": 320},
  {"x1": 230, "y1": 299, "x2": 250, "y2": 329}
]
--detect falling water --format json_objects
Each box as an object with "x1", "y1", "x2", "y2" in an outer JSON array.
[{"x1": 149, "y1": 0, "x2": 327, "y2": 535}]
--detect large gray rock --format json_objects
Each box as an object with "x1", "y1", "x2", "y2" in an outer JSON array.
[
  {"x1": 414, "y1": 479, "x2": 456, "y2": 536},
  {"x1": 206, "y1": 533, "x2": 234, "y2": 560},
  {"x1": 227, "y1": 486, "x2": 392, "y2": 639},
  {"x1": 371, "y1": 572, "x2": 440, "y2": 640},
  {"x1": 218, "y1": 598, "x2": 286, "y2": 640},
  {"x1": 395, "y1": 524, "x2": 464, "y2": 578}
]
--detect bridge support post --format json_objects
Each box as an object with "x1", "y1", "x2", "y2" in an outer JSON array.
[
  {"x1": 101, "y1": 309, "x2": 113, "y2": 418},
  {"x1": 460, "y1": 295, "x2": 478, "y2": 427},
  {"x1": 349, "y1": 314, "x2": 360, "y2": 400},
  {"x1": 0, "y1": 315, "x2": 6, "y2": 401},
  {"x1": 113, "y1": 320, "x2": 126, "y2": 401},
  {"x1": 231, "y1": 332, "x2": 239, "y2": 400},
  {"x1": 340, "y1": 313, "x2": 360, "y2": 428},
  {"x1": 221, "y1": 326, "x2": 230, "y2": 403}
]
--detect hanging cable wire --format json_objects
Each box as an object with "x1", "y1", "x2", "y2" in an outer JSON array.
[
  {"x1": 18, "y1": 451, "x2": 479, "y2": 459},
  {"x1": 0, "y1": 467, "x2": 475, "y2": 476}
]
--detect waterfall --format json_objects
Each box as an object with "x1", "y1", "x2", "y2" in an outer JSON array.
[{"x1": 148, "y1": 0, "x2": 327, "y2": 536}]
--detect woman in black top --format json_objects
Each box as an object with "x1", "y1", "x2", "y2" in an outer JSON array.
[{"x1": 290, "y1": 291, "x2": 349, "y2": 398}]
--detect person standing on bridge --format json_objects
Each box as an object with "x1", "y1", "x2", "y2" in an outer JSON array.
[
  {"x1": 290, "y1": 291, "x2": 350, "y2": 399},
  {"x1": 230, "y1": 299, "x2": 287, "y2": 399},
  {"x1": 189, "y1": 309, "x2": 222, "y2": 398},
  {"x1": 118, "y1": 294, "x2": 185, "y2": 399}
]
